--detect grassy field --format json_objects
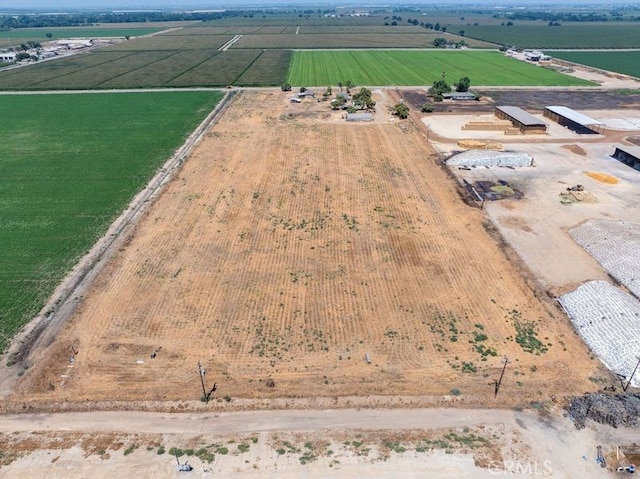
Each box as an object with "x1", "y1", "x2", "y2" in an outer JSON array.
[
  {"x1": 0, "y1": 91, "x2": 223, "y2": 352},
  {"x1": 287, "y1": 50, "x2": 594, "y2": 86},
  {"x1": 549, "y1": 50, "x2": 640, "y2": 79}
]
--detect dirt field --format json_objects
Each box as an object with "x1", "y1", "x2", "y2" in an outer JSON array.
[{"x1": 10, "y1": 90, "x2": 603, "y2": 406}]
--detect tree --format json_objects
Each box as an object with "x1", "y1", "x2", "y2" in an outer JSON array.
[
  {"x1": 433, "y1": 37, "x2": 447, "y2": 48},
  {"x1": 421, "y1": 103, "x2": 434, "y2": 113},
  {"x1": 458, "y1": 30, "x2": 465, "y2": 36},
  {"x1": 337, "y1": 81, "x2": 343, "y2": 92},
  {"x1": 434, "y1": 22, "x2": 441, "y2": 31},
  {"x1": 345, "y1": 80, "x2": 354, "y2": 93},
  {"x1": 45, "y1": 33, "x2": 53, "y2": 39},
  {"x1": 15, "y1": 52, "x2": 31, "y2": 61},
  {"x1": 393, "y1": 102, "x2": 409, "y2": 119},
  {"x1": 299, "y1": 86, "x2": 307, "y2": 93},
  {"x1": 326, "y1": 86, "x2": 332, "y2": 96},
  {"x1": 352, "y1": 87, "x2": 376, "y2": 110},
  {"x1": 331, "y1": 95, "x2": 347, "y2": 110},
  {"x1": 454, "y1": 76, "x2": 471, "y2": 92},
  {"x1": 429, "y1": 79, "x2": 450, "y2": 96},
  {"x1": 281, "y1": 82, "x2": 292, "y2": 91}
]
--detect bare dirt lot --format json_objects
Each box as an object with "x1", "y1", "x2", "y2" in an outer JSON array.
[{"x1": 8, "y1": 90, "x2": 602, "y2": 407}]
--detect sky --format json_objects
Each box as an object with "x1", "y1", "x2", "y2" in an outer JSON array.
[{"x1": 3, "y1": 0, "x2": 640, "y2": 10}]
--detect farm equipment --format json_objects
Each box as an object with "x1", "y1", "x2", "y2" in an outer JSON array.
[
  {"x1": 176, "y1": 454, "x2": 193, "y2": 472},
  {"x1": 617, "y1": 464, "x2": 636, "y2": 474},
  {"x1": 597, "y1": 445, "x2": 607, "y2": 468}
]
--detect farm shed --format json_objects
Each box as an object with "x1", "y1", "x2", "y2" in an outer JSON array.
[
  {"x1": 495, "y1": 106, "x2": 548, "y2": 135},
  {"x1": 0, "y1": 52, "x2": 16, "y2": 62},
  {"x1": 543, "y1": 106, "x2": 605, "y2": 134},
  {"x1": 442, "y1": 92, "x2": 476, "y2": 101},
  {"x1": 346, "y1": 112, "x2": 373, "y2": 122},
  {"x1": 612, "y1": 145, "x2": 640, "y2": 172}
]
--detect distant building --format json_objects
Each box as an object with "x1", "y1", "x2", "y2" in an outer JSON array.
[
  {"x1": 0, "y1": 52, "x2": 16, "y2": 62},
  {"x1": 297, "y1": 90, "x2": 315, "y2": 98},
  {"x1": 442, "y1": 92, "x2": 476, "y2": 101}
]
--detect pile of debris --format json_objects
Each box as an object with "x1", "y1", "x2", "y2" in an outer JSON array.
[
  {"x1": 559, "y1": 184, "x2": 597, "y2": 205},
  {"x1": 446, "y1": 149, "x2": 533, "y2": 168},
  {"x1": 566, "y1": 393, "x2": 640, "y2": 429}
]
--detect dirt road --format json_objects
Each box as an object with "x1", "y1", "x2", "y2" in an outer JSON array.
[{"x1": 1, "y1": 407, "x2": 637, "y2": 478}]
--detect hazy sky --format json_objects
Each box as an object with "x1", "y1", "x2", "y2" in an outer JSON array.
[{"x1": 4, "y1": 0, "x2": 640, "y2": 10}]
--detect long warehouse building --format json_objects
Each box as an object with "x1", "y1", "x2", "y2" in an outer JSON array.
[{"x1": 544, "y1": 106, "x2": 605, "y2": 134}]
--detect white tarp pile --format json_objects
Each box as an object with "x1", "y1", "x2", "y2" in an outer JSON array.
[
  {"x1": 446, "y1": 149, "x2": 533, "y2": 168},
  {"x1": 571, "y1": 220, "x2": 640, "y2": 298},
  {"x1": 560, "y1": 280, "x2": 640, "y2": 387}
]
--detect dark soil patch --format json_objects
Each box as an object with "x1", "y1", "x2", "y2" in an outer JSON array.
[{"x1": 402, "y1": 89, "x2": 640, "y2": 114}]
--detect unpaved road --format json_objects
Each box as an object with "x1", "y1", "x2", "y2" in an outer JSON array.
[
  {"x1": 0, "y1": 407, "x2": 509, "y2": 435},
  {"x1": 1, "y1": 407, "x2": 637, "y2": 478}
]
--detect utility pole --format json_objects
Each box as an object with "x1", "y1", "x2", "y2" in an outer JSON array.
[
  {"x1": 495, "y1": 356, "x2": 509, "y2": 398},
  {"x1": 622, "y1": 355, "x2": 640, "y2": 392},
  {"x1": 198, "y1": 361, "x2": 208, "y2": 402}
]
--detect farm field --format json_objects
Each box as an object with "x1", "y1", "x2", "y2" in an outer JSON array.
[
  {"x1": 459, "y1": 23, "x2": 640, "y2": 49},
  {"x1": 232, "y1": 32, "x2": 493, "y2": 49},
  {"x1": 0, "y1": 91, "x2": 223, "y2": 352},
  {"x1": 0, "y1": 31, "x2": 291, "y2": 88},
  {"x1": 0, "y1": 27, "x2": 167, "y2": 49},
  {"x1": 13, "y1": 91, "x2": 600, "y2": 405},
  {"x1": 287, "y1": 50, "x2": 594, "y2": 86},
  {"x1": 549, "y1": 50, "x2": 640, "y2": 79}
]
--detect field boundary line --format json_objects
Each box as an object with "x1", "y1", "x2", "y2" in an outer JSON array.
[{"x1": 0, "y1": 90, "x2": 238, "y2": 386}]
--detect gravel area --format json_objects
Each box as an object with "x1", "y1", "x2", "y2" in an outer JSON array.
[
  {"x1": 560, "y1": 280, "x2": 640, "y2": 387},
  {"x1": 570, "y1": 220, "x2": 640, "y2": 298}
]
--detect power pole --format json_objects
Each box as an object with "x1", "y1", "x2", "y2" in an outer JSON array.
[
  {"x1": 198, "y1": 361, "x2": 208, "y2": 402},
  {"x1": 622, "y1": 355, "x2": 640, "y2": 392},
  {"x1": 494, "y1": 356, "x2": 509, "y2": 398}
]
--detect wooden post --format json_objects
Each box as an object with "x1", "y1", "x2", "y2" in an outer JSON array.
[
  {"x1": 495, "y1": 356, "x2": 509, "y2": 398},
  {"x1": 198, "y1": 361, "x2": 208, "y2": 402},
  {"x1": 622, "y1": 355, "x2": 640, "y2": 392}
]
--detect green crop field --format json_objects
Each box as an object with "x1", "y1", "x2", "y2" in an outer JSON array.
[
  {"x1": 0, "y1": 30, "x2": 290, "y2": 88},
  {"x1": 0, "y1": 91, "x2": 223, "y2": 351},
  {"x1": 459, "y1": 23, "x2": 640, "y2": 49},
  {"x1": 548, "y1": 50, "x2": 640, "y2": 79},
  {"x1": 287, "y1": 50, "x2": 594, "y2": 86},
  {"x1": 233, "y1": 32, "x2": 493, "y2": 49}
]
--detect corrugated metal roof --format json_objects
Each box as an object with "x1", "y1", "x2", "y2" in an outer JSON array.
[
  {"x1": 614, "y1": 144, "x2": 640, "y2": 158},
  {"x1": 545, "y1": 106, "x2": 603, "y2": 127},
  {"x1": 496, "y1": 106, "x2": 547, "y2": 127}
]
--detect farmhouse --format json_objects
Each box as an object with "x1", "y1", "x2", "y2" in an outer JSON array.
[
  {"x1": 544, "y1": 106, "x2": 605, "y2": 134},
  {"x1": 0, "y1": 52, "x2": 16, "y2": 62},
  {"x1": 495, "y1": 106, "x2": 548, "y2": 134},
  {"x1": 612, "y1": 144, "x2": 640, "y2": 171},
  {"x1": 442, "y1": 92, "x2": 476, "y2": 101},
  {"x1": 346, "y1": 112, "x2": 373, "y2": 122},
  {"x1": 297, "y1": 90, "x2": 315, "y2": 98}
]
